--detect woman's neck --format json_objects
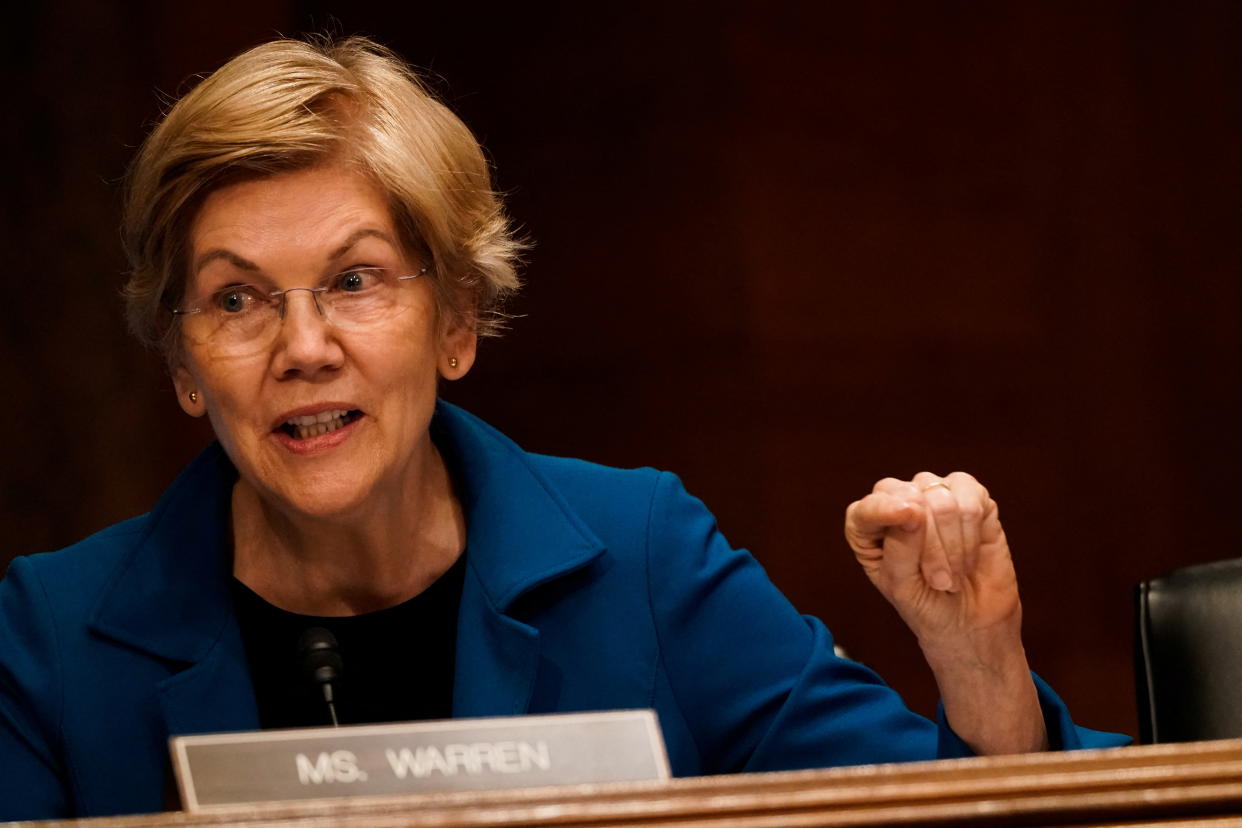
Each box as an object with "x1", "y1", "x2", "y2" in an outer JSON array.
[{"x1": 230, "y1": 444, "x2": 466, "y2": 616}]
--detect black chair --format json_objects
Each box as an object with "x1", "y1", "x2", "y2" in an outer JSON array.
[{"x1": 1135, "y1": 557, "x2": 1242, "y2": 743}]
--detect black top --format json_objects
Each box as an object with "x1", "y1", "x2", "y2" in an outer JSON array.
[{"x1": 229, "y1": 555, "x2": 467, "y2": 729}]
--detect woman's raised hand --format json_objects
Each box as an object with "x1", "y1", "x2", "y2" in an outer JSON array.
[
  {"x1": 844, "y1": 471, "x2": 1019, "y2": 644},
  {"x1": 844, "y1": 471, "x2": 1047, "y2": 755}
]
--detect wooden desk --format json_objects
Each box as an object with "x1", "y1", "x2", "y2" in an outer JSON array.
[{"x1": 16, "y1": 739, "x2": 1242, "y2": 827}]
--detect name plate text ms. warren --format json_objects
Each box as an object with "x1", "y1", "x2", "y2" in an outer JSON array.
[{"x1": 171, "y1": 709, "x2": 670, "y2": 810}]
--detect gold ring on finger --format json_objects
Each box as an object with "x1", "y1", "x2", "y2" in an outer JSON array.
[{"x1": 921, "y1": 481, "x2": 951, "y2": 493}]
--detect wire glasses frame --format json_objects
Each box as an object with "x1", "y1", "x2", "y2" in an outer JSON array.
[{"x1": 170, "y1": 266, "x2": 428, "y2": 356}]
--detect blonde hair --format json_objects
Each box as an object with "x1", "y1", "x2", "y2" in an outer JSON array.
[{"x1": 122, "y1": 36, "x2": 522, "y2": 358}]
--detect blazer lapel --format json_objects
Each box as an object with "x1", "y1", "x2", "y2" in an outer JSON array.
[
  {"x1": 451, "y1": 581, "x2": 540, "y2": 717},
  {"x1": 157, "y1": 620, "x2": 259, "y2": 737},
  {"x1": 434, "y1": 403, "x2": 605, "y2": 719},
  {"x1": 89, "y1": 444, "x2": 259, "y2": 737}
]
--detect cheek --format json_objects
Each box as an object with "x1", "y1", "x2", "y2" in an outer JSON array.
[
  {"x1": 379, "y1": 346, "x2": 442, "y2": 399},
  {"x1": 193, "y1": 356, "x2": 268, "y2": 431},
  {"x1": 354, "y1": 314, "x2": 442, "y2": 375},
  {"x1": 203, "y1": 388, "x2": 260, "y2": 449}
]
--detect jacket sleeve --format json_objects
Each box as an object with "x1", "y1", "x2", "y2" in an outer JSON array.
[
  {"x1": 643, "y1": 471, "x2": 1128, "y2": 774},
  {"x1": 0, "y1": 556, "x2": 73, "y2": 819}
]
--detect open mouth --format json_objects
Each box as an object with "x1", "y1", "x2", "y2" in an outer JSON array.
[{"x1": 278, "y1": 409, "x2": 363, "y2": 441}]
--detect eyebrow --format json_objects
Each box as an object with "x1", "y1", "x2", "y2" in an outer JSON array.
[
  {"x1": 193, "y1": 228, "x2": 399, "y2": 277},
  {"x1": 193, "y1": 249, "x2": 259, "y2": 275},
  {"x1": 328, "y1": 228, "x2": 398, "y2": 261}
]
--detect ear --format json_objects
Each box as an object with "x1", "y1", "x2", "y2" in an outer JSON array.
[
  {"x1": 438, "y1": 317, "x2": 478, "y2": 381},
  {"x1": 171, "y1": 362, "x2": 208, "y2": 418}
]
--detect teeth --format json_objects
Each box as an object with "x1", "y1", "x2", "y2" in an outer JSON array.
[
  {"x1": 285, "y1": 409, "x2": 350, "y2": 427},
  {"x1": 284, "y1": 409, "x2": 355, "y2": 440}
]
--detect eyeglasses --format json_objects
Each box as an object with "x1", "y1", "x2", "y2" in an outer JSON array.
[{"x1": 172, "y1": 266, "x2": 427, "y2": 357}]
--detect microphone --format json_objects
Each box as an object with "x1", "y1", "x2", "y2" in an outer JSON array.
[{"x1": 298, "y1": 627, "x2": 343, "y2": 727}]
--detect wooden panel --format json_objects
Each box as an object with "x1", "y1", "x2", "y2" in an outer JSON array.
[{"x1": 21, "y1": 740, "x2": 1242, "y2": 827}]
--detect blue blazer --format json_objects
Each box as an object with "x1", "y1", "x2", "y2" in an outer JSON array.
[{"x1": 0, "y1": 402, "x2": 1127, "y2": 819}]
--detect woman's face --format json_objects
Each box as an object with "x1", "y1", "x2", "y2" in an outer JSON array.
[{"x1": 173, "y1": 165, "x2": 475, "y2": 518}]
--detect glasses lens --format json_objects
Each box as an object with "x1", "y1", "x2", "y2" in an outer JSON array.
[
  {"x1": 181, "y1": 285, "x2": 279, "y2": 355},
  {"x1": 320, "y1": 268, "x2": 408, "y2": 328}
]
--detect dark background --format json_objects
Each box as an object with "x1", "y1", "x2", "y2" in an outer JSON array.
[{"x1": 3, "y1": 1, "x2": 1238, "y2": 740}]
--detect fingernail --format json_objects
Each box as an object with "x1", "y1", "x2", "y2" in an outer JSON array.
[{"x1": 930, "y1": 571, "x2": 952, "y2": 591}]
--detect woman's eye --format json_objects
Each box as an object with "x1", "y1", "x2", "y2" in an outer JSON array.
[
  {"x1": 214, "y1": 288, "x2": 256, "y2": 314},
  {"x1": 335, "y1": 269, "x2": 380, "y2": 293}
]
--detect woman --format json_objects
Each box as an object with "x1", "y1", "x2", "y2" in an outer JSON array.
[{"x1": 0, "y1": 36, "x2": 1126, "y2": 820}]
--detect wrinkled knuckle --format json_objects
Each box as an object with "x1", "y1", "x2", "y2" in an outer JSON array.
[{"x1": 946, "y1": 471, "x2": 984, "y2": 495}]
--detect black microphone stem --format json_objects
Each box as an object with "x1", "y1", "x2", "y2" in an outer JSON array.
[
  {"x1": 322, "y1": 683, "x2": 340, "y2": 728},
  {"x1": 298, "y1": 627, "x2": 344, "y2": 728}
]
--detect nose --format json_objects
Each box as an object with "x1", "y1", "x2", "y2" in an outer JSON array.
[
  {"x1": 270, "y1": 289, "x2": 344, "y2": 378},
  {"x1": 276, "y1": 287, "x2": 325, "y2": 320}
]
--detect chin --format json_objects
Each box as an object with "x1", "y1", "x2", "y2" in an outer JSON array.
[{"x1": 269, "y1": 470, "x2": 376, "y2": 520}]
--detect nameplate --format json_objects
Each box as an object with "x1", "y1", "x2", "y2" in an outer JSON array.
[{"x1": 170, "y1": 709, "x2": 669, "y2": 810}]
